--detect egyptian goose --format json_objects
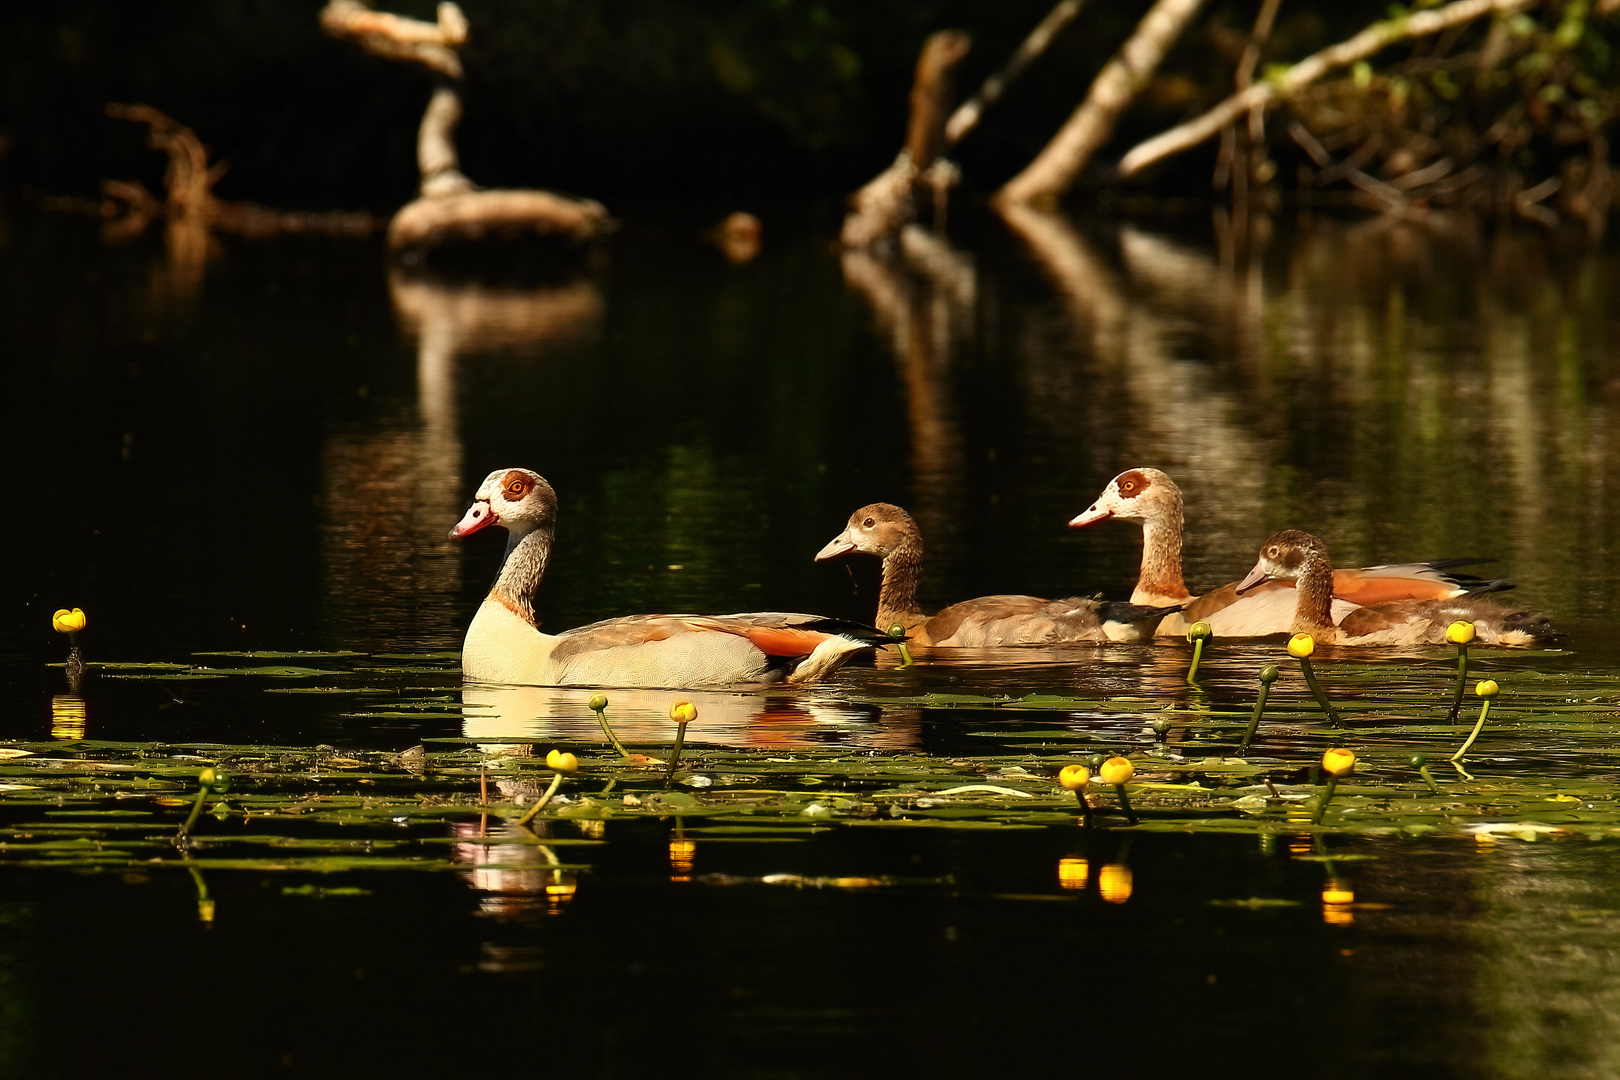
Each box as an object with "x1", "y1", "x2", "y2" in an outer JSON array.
[
  {"x1": 814, "y1": 503, "x2": 1179, "y2": 646},
  {"x1": 1070, "y1": 468, "x2": 1512, "y2": 637},
  {"x1": 1238, "y1": 530, "x2": 1559, "y2": 646},
  {"x1": 451, "y1": 469, "x2": 891, "y2": 687}
]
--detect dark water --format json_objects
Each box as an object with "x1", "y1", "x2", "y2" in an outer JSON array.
[{"x1": 6, "y1": 201, "x2": 1620, "y2": 1078}]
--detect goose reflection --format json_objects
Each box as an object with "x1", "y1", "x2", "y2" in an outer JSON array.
[
  {"x1": 318, "y1": 271, "x2": 603, "y2": 649},
  {"x1": 461, "y1": 684, "x2": 915, "y2": 751},
  {"x1": 450, "y1": 819, "x2": 578, "y2": 921}
]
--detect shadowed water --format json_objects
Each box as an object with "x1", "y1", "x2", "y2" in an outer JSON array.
[{"x1": 4, "y1": 201, "x2": 1620, "y2": 1078}]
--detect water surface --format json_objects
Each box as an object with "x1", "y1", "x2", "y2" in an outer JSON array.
[{"x1": 4, "y1": 201, "x2": 1620, "y2": 1078}]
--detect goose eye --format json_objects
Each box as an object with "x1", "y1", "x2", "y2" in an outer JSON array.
[
  {"x1": 863, "y1": 518, "x2": 875, "y2": 528},
  {"x1": 1120, "y1": 481, "x2": 1135, "y2": 493},
  {"x1": 1266, "y1": 546, "x2": 1279, "y2": 559}
]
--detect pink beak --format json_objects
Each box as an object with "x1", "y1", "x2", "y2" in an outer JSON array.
[
  {"x1": 450, "y1": 501, "x2": 498, "y2": 539},
  {"x1": 814, "y1": 532, "x2": 857, "y2": 562},
  {"x1": 1068, "y1": 504, "x2": 1112, "y2": 529},
  {"x1": 1235, "y1": 561, "x2": 1271, "y2": 594}
]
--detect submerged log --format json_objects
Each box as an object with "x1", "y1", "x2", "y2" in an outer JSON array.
[{"x1": 320, "y1": 0, "x2": 610, "y2": 255}]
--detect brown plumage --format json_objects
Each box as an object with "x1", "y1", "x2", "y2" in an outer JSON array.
[
  {"x1": 814, "y1": 502, "x2": 1179, "y2": 646},
  {"x1": 1237, "y1": 530, "x2": 1559, "y2": 646},
  {"x1": 1070, "y1": 467, "x2": 1515, "y2": 637}
]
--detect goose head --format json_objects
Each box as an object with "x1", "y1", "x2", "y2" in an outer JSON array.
[
  {"x1": 1236, "y1": 530, "x2": 1329, "y2": 592},
  {"x1": 814, "y1": 503, "x2": 920, "y2": 563},
  {"x1": 450, "y1": 468, "x2": 557, "y2": 541},
  {"x1": 1069, "y1": 467, "x2": 1181, "y2": 529}
]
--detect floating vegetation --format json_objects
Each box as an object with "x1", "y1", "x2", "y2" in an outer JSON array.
[{"x1": 13, "y1": 636, "x2": 1620, "y2": 931}]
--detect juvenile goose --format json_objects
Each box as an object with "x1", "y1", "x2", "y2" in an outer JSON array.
[
  {"x1": 814, "y1": 502, "x2": 1179, "y2": 646},
  {"x1": 1069, "y1": 467, "x2": 1512, "y2": 637},
  {"x1": 452, "y1": 468, "x2": 891, "y2": 687},
  {"x1": 1238, "y1": 530, "x2": 1559, "y2": 646}
]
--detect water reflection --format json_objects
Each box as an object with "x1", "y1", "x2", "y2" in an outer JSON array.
[
  {"x1": 319, "y1": 272, "x2": 603, "y2": 648},
  {"x1": 450, "y1": 819, "x2": 577, "y2": 920},
  {"x1": 841, "y1": 225, "x2": 973, "y2": 582},
  {"x1": 461, "y1": 684, "x2": 915, "y2": 751}
]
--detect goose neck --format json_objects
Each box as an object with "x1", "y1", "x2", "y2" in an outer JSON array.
[
  {"x1": 1138, "y1": 503, "x2": 1189, "y2": 598},
  {"x1": 490, "y1": 526, "x2": 551, "y2": 628},
  {"x1": 1292, "y1": 550, "x2": 1337, "y2": 630},
  {"x1": 877, "y1": 540, "x2": 925, "y2": 633}
]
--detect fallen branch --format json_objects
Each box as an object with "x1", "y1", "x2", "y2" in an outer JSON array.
[
  {"x1": 843, "y1": 1, "x2": 1089, "y2": 249},
  {"x1": 997, "y1": 0, "x2": 1208, "y2": 205},
  {"x1": 840, "y1": 31, "x2": 971, "y2": 250},
  {"x1": 1118, "y1": 0, "x2": 1538, "y2": 178}
]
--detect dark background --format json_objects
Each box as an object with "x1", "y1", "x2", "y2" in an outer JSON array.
[{"x1": 1, "y1": 0, "x2": 1391, "y2": 211}]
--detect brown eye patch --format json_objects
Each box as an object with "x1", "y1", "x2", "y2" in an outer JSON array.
[
  {"x1": 501, "y1": 471, "x2": 533, "y2": 500},
  {"x1": 1117, "y1": 469, "x2": 1151, "y2": 496}
]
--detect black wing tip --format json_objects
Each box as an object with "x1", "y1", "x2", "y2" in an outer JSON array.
[
  {"x1": 1458, "y1": 576, "x2": 1516, "y2": 595},
  {"x1": 1098, "y1": 601, "x2": 1184, "y2": 624},
  {"x1": 811, "y1": 616, "x2": 902, "y2": 646}
]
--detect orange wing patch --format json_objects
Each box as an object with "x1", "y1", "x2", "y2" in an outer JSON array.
[
  {"x1": 738, "y1": 626, "x2": 832, "y2": 657},
  {"x1": 1333, "y1": 571, "x2": 1455, "y2": 606}
]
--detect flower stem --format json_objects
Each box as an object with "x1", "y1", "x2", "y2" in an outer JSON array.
[
  {"x1": 177, "y1": 781, "x2": 212, "y2": 840},
  {"x1": 1418, "y1": 763, "x2": 1442, "y2": 795},
  {"x1": 1311, "y1": 776, "x2": 1340, "y2": 826},
  {"x1": 1114, "y1": 784, "x2": 1138, "y2": 826},
  {"x1": 1298, "y1": 656, "x2": 1345, "y2": 726},
  {"x1": 1239, "y1": 681, "x2": 1272, "y2": 754},
  {"x1": 594, "y1": 705, "x2": 633, "y2": 760},
  {"x1": 515, "y1": 773, "x2": 565, "y2": 827},
  {"x1": 1073, "y1": 789, "x2": 1094, "y2": 829},
  {"x1": 1185, "y1": 637, "x2": 1205, "y2": 686},
  {"x1": 1450, "y1": 699, "x2": 1493, "y2": 763},
  {"x1": 1445, "y1": 644, "x2": 1470, "y2": 723},
  {"x1": 664, "y1": 721, "x2": 690, "y2": 788}
]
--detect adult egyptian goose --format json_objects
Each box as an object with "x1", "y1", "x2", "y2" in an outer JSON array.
[
  {"x1": 452, "y1": 469, "x2": 892, "y2": 687},
  {"x1": 1238, "y1": 530, "x2": 1559, "y2": 646},
  {"x1": 1069, "y1": 467, "x2": 1512, "y2": 637},
  {"x1": 814, "y1": 503, "x2": 1179, "y2": 646}
]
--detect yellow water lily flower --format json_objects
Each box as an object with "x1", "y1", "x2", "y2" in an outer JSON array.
[
  {"x1": 1058, "y1": 764, "x2": 1091, "y2": 791},
  {"x1": 1322, "y1": 748, "x2": 1356, "y2": 778},
  {"x1": 545, "y1": 749, "x2": 579, "y2": 773},
  {"x1": 1287, "y1": 633, "x2": 1315, "y2": 659},
  {"x1": 1446, "y1": 621, "x2": 1476, "y2": 645},
  {"x1": 670, "y1": 701, "x2": 699, "y2": 724},
  {"x1": 1099, "y1": 756, "x2": 1135, "y2": 786},
  {"x1": 52, "y1": 608, "x2": 87, "y2": 634},
  {"x1": 588, "y1": 694, "x2": 609, "y2": 712},
  {"x1": 1186, "y1": 620, "x2": 1213, "y2": 642},
  {"x1": 1475, "y1": 680, "x2": 1499, "y2": 699}
]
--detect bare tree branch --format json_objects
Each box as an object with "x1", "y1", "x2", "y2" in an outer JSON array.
[
  {"x1": 1118, "y1": 0, "x2": 1537, "y2": 178},
  {"x1": 944, "y1": 0, "x2": 1087, "y2": 147},
  {"x1": 997, "y1": 0, "x2": 1208, "y2": 205}
]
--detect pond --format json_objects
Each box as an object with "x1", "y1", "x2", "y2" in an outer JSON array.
[{"x1": 4, "y1": 199, "x2": 1620, "y2": 1078}]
